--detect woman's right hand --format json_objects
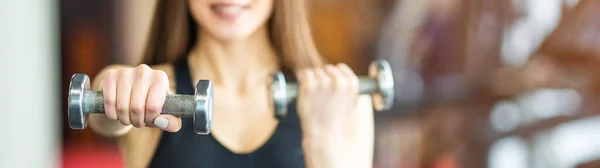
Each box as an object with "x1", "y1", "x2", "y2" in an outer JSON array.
[{"x1": 100, "y1": 64, "x2": 182, "y2": 132}]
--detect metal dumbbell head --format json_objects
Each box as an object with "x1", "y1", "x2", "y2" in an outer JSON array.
[
  {"x1": 193, "y1": 80, "x2": 213, "y2": 134},
  {"x1": 271, "y1": 72, "x2": 288, "y2": 120},
  {"x1": 68, "y1": 74, "x2": 91, "y2": 130},
  {"x1": 68, "y1": 74, "x2": 214, "y2": 134},
  {"x1": 368, "y1": 60, "x2": 395, "y2": 111}
]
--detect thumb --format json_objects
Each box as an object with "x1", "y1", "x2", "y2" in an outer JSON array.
[{"x1": 153, "y1": 114, "x2": 182, "y2": 132}]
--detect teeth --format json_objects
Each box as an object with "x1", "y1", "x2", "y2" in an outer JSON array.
[{"x1": 215, "y1": 6, "x2": 243, "y2": 15}]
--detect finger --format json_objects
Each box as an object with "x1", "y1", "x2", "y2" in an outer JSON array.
[
  {"x1": 299, "y1": 69, "x2": 317, "y2": 95},
  {"x1": 116, "y1": 69, "x2": 134, "y2": 126},
  {"x1": 324, "y1": 64, "x2": 348, "y2": 92},
  {"x1": 102, "y1": 69, "x2": 118, "y2": 120},
  {"x1": 337, "y1": 63, "x2": 359, "y2": 92},
  {"x1": 145, "y1": 71, "x2": 170, "y2": 126},
  {"x1": 313, "y1": 67, "x2": 332, "y2": 91},
  {"x1": 153, "y1": 114, "x2": 182, "y2": 132},
  {"x1": 295, "y1": 69, "x2": 306, "y2": 81},
  {"x1": 129, "y1": 65, "x2": 152, "y2": 128},
  {"x1": 337, "y1": 63, "x2": 359, "y2": 106}
]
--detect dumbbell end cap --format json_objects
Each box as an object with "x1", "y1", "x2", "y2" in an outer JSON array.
[
  {"x1": 68, "y1": 74, "x2": 90, "y2": 130},
  {"x1": 369, "y1": 60, "x2": 395, "y2": 111},
  {"x1": 194, "y1": 80, "x2": 214, "y2": 135},
  {"x1": 271, "y1": 72, "x2": 288, "y2": 119}
]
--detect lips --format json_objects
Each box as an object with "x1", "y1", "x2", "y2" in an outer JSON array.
[{"x1": 210, "y1": 3, "x2": 249, "y2": 20}]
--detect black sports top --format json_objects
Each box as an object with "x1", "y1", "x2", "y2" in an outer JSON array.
[{"x1": 148, "y1": 57, "x2": 305, "y2": 168}]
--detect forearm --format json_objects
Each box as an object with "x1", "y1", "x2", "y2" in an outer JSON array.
[
  {"x1": 295, "y1": 64, "x2": 376, "y2": 168},
  {"x1": 301, "y1": 99, "x2": 374, "y2": 168},
  {"x1": 302, "y1": 127, "x2": 346, "y2": 168},
  {"x1": 302, "y1": 130, "x2": 373, "y2": 168}
]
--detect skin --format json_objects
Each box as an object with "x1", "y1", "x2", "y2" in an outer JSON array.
[{"x1": 88, "y1": 0, "x2": 374, "y2": 167}]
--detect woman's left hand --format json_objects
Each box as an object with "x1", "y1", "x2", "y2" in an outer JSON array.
[{"x1": 295, "y1": 63, "x2": 374, "y2": 168}]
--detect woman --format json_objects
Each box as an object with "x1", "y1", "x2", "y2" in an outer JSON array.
[{"x1": 88, "y1": 0, "x2": 375, "y2": 168}]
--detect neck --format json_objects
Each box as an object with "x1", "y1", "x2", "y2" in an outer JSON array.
[{"x1": 188, "y1": 25, "x2": 279, "y2": 89}]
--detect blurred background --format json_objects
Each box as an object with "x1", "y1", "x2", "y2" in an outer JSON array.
[{"x1": 2, "y1": 0, "x2": 600, "y2": 167}]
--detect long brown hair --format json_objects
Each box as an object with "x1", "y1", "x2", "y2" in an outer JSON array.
[{"x1": 141, "y1": 0, "x2": 324, "y2": 70}]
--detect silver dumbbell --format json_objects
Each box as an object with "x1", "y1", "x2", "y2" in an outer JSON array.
[
  {"x1": 68, "y1": 74, "x2": 214, "y2": 134},
  {"x1": 271, "y1": 60, "x2": 395, "y2": 119}
]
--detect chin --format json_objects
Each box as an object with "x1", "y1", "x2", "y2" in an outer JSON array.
[{"x1": 206, "y1": 27, "x2": 258, "y2": 42}]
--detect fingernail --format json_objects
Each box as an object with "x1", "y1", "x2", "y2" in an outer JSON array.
[{"x1": 154, "y1": 117, "x2": 168, "y2": 130}]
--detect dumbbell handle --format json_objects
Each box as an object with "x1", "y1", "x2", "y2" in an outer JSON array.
[
  {"x1": 81, "y1": 91, "x2": 197, "y2": 117},
  {"x1": 283, "y1": 77, "x2": 378, "y2": 102}
]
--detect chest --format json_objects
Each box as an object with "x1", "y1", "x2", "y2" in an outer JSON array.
[
  {"x1": 210, "y1": 87, "x2": 280, "y2": 154},
  {"x1": 150, "y1": 84, "x2": 306, "y2": 167},
  {"x1": 149, "y1": 95, "x2": 306, "y2": 168},
  {"x1": 150, "y1": 123, "x2": 305, "y2": 168},
  {"x1": 213, "y1": 89, "x2": 274, "y2": 122}
]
